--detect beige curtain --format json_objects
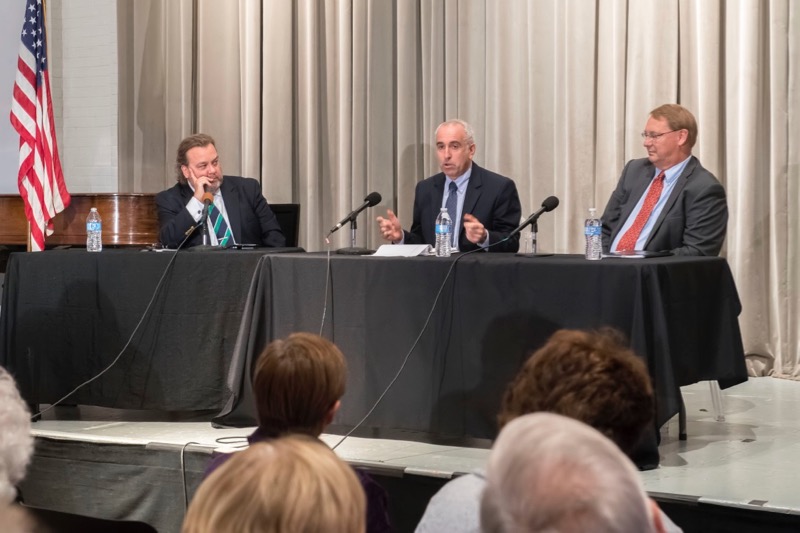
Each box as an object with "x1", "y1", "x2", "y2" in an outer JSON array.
[
  {"x1": 119, "y1": 0, "x2": 259, "y2": 190},
  {"x1": 118, "y1": 0, "x2": 193, "y2": 192},
  {"x1": 123, "y1": 0, "x2": 800, "y2": 376}
]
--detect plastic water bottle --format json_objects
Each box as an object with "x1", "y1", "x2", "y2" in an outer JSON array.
[
  {"x1": 434, "y1": 208, "x2": 452, "y2": 257},
  {"x1": 86, "y1": 207, "x2": 103, "y2": 252},
  {"x1": 584, "y1": 207, "x2": 602, "y2": 260}
]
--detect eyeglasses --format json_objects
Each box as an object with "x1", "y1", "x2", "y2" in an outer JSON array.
[{"x1": 640, "y1": 130, "x2": 679, "y2": 141}]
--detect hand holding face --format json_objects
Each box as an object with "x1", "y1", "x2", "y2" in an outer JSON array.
[
  {"x1": 376, "y1": 209, "x2": 403, "y2": 242},
  {"x1": 187, "y1": 169, "x2": 214, "y2": 203},
  {"x1": 463, "y1": 213, "x2": 487, "y2": 244}
]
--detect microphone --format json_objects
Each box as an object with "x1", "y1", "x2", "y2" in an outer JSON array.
[
  {"x1": 202, "y1": 185, "x2": 214, "y2": 206},
  {"x1": 184, "y1": 185, "x2": 218, "y2": 239},
  {"x1": 508, "y1": 196, "x2": 560, "y2": 239},
  {"x1": 328, "y1": 191, "x2": 382, "y2": 235}
]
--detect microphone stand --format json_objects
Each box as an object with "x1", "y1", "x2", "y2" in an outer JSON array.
[
  {"x1": 515, "y1": 219, "x2": 553, "y2": 258},
  {"x1": 336, "y1": 217, "x2": 375, "y2": 255},
  {"x1": 201, "y1": 202, "x2": 212, "y2": 246},
  {"x1": 183, "y1": 201, "x2": 225, "y2": 252}
]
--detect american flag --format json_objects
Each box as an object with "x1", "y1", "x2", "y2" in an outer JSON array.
[{"x1": 10, "y1": 0, "x2": 70, "y2": 252}]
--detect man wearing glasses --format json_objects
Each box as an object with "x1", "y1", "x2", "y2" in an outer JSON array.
[{"x1": 601, "y1": 104, "x2": 728, "y2": 256}]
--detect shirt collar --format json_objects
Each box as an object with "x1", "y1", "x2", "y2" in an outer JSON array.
[
  {"x1": 658, "y1": 155, "x2": 692, "y2": 185},
  {"x1": 447, "y1": 166, "x2": 472, "y2": 192}
]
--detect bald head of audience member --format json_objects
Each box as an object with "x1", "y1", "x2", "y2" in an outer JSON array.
[
  {"x1": 0, "y1": 366, "x2": 33, "y2": 504},
  {"x1": 498, "y1": 328, "x2": 654, "y2": 455},
  {"x1": 481, "y1": 413, "x2": 665, "y2": 533},
  {"x1": 183, "y1": 435, "x2": 366, "y2": 533},
  {"x1": 253, "y1": 332, "x2": 347, "y2": 437}
]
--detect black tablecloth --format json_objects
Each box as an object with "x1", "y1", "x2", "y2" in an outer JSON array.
[
  {"x1": 0, "y1": 249, "x2": 270, "y2": 410},
  {"x1": 214, "y1": 253, "x2": 748, "y2": 440}
]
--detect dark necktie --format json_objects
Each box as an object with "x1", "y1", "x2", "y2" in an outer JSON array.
[
  {"x1": 616, "y1": 171, "x2": 666, "y2": 252},
  {"x1": 445, "y1": 181, "x2": 458, "y2": 247},
  {"x1": 208, "y1": 204, "x2": 232, "y2": 247}
]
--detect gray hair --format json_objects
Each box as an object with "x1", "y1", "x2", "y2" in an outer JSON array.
[
  {"x1": 0, "y1": 367, "x2": 33, "y2": 504},
  {"x1": 480, "y1": 413, "x2": 655, "y2": 533},
  {"x1": 435, "y1": 119, "x2": 475, "y2": 146}
]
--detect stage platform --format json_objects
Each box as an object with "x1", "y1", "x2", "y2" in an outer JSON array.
[{"x1": 19, "y1": 378, "x2": 800, "y2": 533}]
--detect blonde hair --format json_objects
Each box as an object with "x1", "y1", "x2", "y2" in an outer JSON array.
[
  {"x1": 650, "y1": 104, "x2": 698, "y2": 148},
  {"x1": 183, "y1": 435, "x2": 365, "y2": 533}
]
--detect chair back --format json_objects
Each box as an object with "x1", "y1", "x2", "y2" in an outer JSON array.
[{"x1": 271, "y1": 203, "x2": 301, "y2": 247}]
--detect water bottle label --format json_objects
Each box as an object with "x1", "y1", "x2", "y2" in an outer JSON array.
[
  {"x1": 87, "y1": 222, "x2": 102, "y2": 232},
  {"x1": 436, "y1": 224, "x2": 449, "y2": 235},
  {"x1": 584, "y1": 225, "x2": 601, "y2": 237}
]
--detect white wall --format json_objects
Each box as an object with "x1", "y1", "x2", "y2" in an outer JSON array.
[
  {"x1": 0, "y1": 0, "x2": 118, "y2": 195},
  {"x1": 48, "y1": 0, "x2": 119, "y2": 193},
  {"x1": 0, "y1": 1, "x2": 29, "y2": 194}
]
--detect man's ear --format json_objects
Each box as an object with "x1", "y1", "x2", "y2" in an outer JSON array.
[
  {"x1": 648, "y1": 498, "x2": 666, "y2": 533},
  {"x1": 323, "y1": 399, "x2": 341, "y2": 428},
  {"x1": 678, "y1": 129, "x2": 690, "y2": 148}
]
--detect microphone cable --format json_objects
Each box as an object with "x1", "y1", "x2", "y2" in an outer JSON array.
[
  {"x1": 330, "y1": 239, "x2": 508, "y2": 451},
  {"x1": 213, "y1": 435, "x2": 250, "y2": 449},
  {"x1": 30, "y1": 228, "x2": 197, "y2": 420},
  {"x1": 180, "y1": 440, "x2": 201, "y2": 512},
  {"x1": 320, "y1": 235, "x2": 334, "y2": 335}
]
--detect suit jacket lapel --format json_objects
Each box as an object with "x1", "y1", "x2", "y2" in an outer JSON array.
[
  {"x1": 179, "y1": 183, "x2": 194, "y2": 204},
  {"x1": 462, "y1": 164, "x2": 483, "y2": 218},
  {"x1": 644, "y1": 157, "x2": 696, "y2": 247},
  {"x1": 624, "y1": 167, "x2": 654, "y2": 222},
  {"x1": 220, "y1": 177, "x2": 242, "y2": 240},
  {"x1": 431, "y1": 174, "x2": 445, "y2": 220},
  {"x1": 611, "y1": 164, "x2": 655, "y2": 243}
]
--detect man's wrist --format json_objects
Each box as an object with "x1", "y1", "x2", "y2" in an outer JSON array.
[{"x1": 478, "y1": 230, "x2": 490, "y2": 248}]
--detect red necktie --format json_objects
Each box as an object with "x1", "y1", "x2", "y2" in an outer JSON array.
[{"x1": 616, "y1": 171, "x2": 665, "y2": 252}]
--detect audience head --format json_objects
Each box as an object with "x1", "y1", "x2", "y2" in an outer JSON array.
[
  {"x1": 253, "y1": 332, "x2": 347, "y2": 437},
  {"x1": 0, "y1": 366, "x2": 33, "y2": 504},
  {"x1": 481, "y1": 412, "x2": 664, "y2": 533},
  {"x1": 183, "y1": 435, "x2": 366, "y2": 533},
  {"x1": 498, "y1": 328, "x2": 654, "y2": 455}
]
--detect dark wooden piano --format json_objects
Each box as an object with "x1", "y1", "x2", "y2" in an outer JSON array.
[{"x1": 0, "y1": 194, "x2": 159, "y2": 271}]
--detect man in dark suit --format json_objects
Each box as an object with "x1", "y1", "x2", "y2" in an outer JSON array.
[
  {"x1": 376, "y1": 119, "x2": 522, "y2": 253},
  {"x1": 601, "y1": 104, "x2": 728, "y2": 256},
  {"x1": 155, "y1": 133, "x2": 285, "y2": 249}
]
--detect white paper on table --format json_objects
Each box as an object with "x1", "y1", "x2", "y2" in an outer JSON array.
[
  {"x1": 372, "y1": 244, "x2": 434, "y2": 257},
  {"x1": 601, "y1": 253, "x2": 646, "y2": 259}
]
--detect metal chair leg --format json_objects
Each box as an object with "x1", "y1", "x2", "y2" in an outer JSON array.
[
  {"x1": 709, "y1": 380, "x2": 726, "y2": 422},
  {"x1": 678, "y1": 396, "x2": 687, "y2": 441}
]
